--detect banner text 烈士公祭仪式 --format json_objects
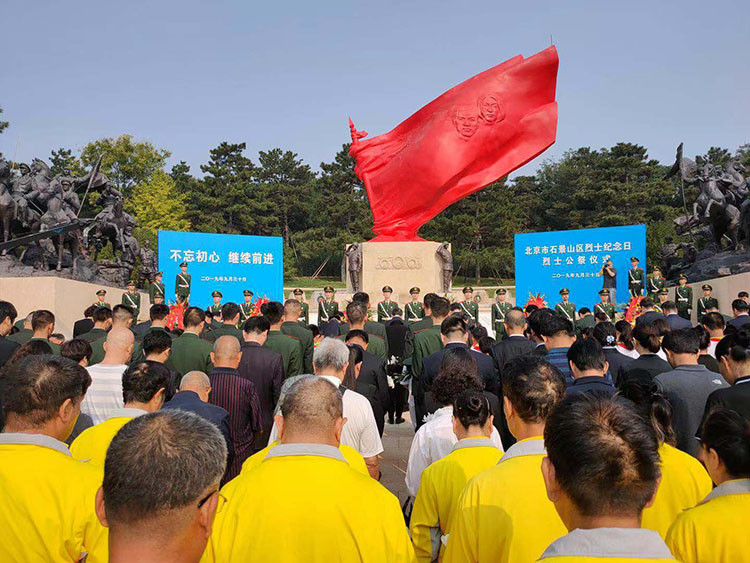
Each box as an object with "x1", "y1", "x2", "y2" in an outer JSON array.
[
  {"x1": 157, "y1": 231, "x2": 283, "y2": 309},
  {"x1": 514, "y1": 225, "x2": 646, "y2": 308}
]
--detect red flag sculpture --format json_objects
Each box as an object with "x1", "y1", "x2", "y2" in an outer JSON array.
[{"x1": 349, "y1": 46, "x2": 559, "y2": 241}]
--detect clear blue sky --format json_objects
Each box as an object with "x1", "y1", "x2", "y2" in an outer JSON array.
[{"x1": 1, "y1": 0, "x2": 748, "y2": 177}]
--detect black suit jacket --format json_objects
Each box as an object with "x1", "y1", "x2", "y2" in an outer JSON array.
[
  {"x1": 727, "y1": 315, "x2": 750, "y2": 332},
  {"x1": 355, "y1": 350, "x2": 391, "y2": 436},
  {"x1": 635, "y1": 311, "x2": 666, "y2": 326},
  {"x1": 163, "y1": 390, "x2": 234, "y2": 468},
  {"x1": 0, "y1": 335, "x2": 20, "y2": 369},
  {"x1": 491, "y1": 335, "x2": 536, "y2": 375},
  {"x1": 237, "y1": 341, "x2": 284, "y2": 449},
  {"x1": 423, "y1": 342, "x2": 500, "y2": 396},
  {"x1": 617, "y1": 353, "x2": 672, "y2": 389},
  {"x1": 603, "y1": 348, "x2": 633, "y2": 386},
  {"x1": 665, "y1": 314, "x2": 692, "y2": 330},
  {"x1": 73, "y1": 318, "x2": 94, "y2": 339},
  {"x1": 385, "y1": 318, "x2": 409, "y2": 360},
  {"x1": 703, "y1": 378, "x2": 750, "y2": 423}
]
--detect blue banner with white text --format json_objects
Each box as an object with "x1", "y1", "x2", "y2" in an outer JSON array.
[
  {"x1": 157, "y1": 230, "x2": 283, "y2": 309},
  {"x1": 514, "y1": 225, "x2": 647, "y2": 310}
]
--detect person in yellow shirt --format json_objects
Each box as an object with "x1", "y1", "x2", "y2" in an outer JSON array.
[
  {"x1": 95, "y1": 409, "x2": 228, "y2": 563},
  {"x1": 71, "y1": 361, "x2": 171, "y2": 466},
  {"x1": 619, "y1": 379, "x2": 712, "y2": 538},
  {"x1": 539, "y1": 394, "x2": 674, "y2": 562},
  {"x1": 0, "y1": 355, "x2": 108, "y2": 562},
  {"x1": 666, "y1": 408, "x2": 750, "y2": 563},
  {"x1": 410, "y1": 390, "x2": 502, "y2": 561},
  {"x1": 444, "y1": 356, "x2": 567, "y2": 562},
  {"x1": 238, "y1": 440, "x2": 368, "y2": 478},
  {"x1": 205, "y1": 376, "x2": 415, "y2": 562}
]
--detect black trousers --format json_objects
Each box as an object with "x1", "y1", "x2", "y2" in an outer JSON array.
[{"x1": 388, "y1": 383, "x2": 408, "y2": 421}]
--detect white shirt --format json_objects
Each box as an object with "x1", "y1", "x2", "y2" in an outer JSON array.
[
  {"x1": 707, "y1": 337, "x2": 721, "y2": 358},
  {"x1": 268, "y1": 375, "x2": 384, "y2": 459},
  {"x1": 81, "y1": 364, "x2": 128, "y2": 425},
  {"x1": 405, "y1": 405, "x2": 504, "y2": 497},
  {"x1": 616, "y1": 345, "x2": 639, "y2": 359}
]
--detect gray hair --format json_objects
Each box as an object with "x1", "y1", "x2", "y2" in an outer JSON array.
[
  {"x1": 312, "y1": 337, "x2": 350, "y2": 371},
  {"x1": 505, "y1": 309, "x2": 526, "y2": 330},
  {"x1": 281, "y1": 376, "x2": 343, "y2": 434},
  {"x1": 102, "y1": 410, "x2": 227, "y2": 524},
  {"x1": 180, "y1": 371, "x2": 210, "y2": 391}
]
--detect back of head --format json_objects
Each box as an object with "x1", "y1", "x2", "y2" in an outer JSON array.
[
  {"x1": 31, "y1": 309, "x2": 55, "y2": 333},
  {"x1": 123, "y1": 361, "x2": 172, "y2": 404},
  {"x1": 505, "y1": 309, "x2": 526, "y2": 331},
  {"x1": 343, "y1": 344, "x2": 364, "y2": 389},
  {"x1": 441, "y1": 315, "x2": 468, "y2": 340},
  {"x1": 243, "y1": 315, "x2": 270, "y2": 335},
  {"x1": 351, "y1": 291, "x2": 370, "y2": 305},
  {"x1": 344, "y1": 329, "x2": 369, "y2": 346},
  {"x1": 260, "y1": 301, "x2": 284, "y2": 325},
  {"x1": 539, "y1": 313, "x2": 574, "y2": 339},
  {"x1": 312, "y1": 337, "x2": 349, "y2": 372},
  {"x1": 700, "y1": 408, "x2": 750, "y2": 478},
  {"x1": 345, "y1": 301, "x2": 367, "y2": 325},
  {"x1": 592, "y1": 322, "x2": 617, "y2": 348},
  {"x1": 83, "y1": 305, "x2": 97, "y2": 319},
  {"x1": 453, "y1": 391, "x2": 491, "y2": 429},
  {"x1": 661, "y1": 300, "x2": 677, "y2": 314},
  {"x1": 614, "y1": 320, "x2": 635, "y2": 350},
  {"x1": 149, "y1": 304, "x2": 170, "y2": 322},
  {"x1": 422, "y1": 293, "x2": 439, "y2": 311},
  {"x1": 693, "y1": 325, "x2": 711, "y2": 351},
  {"x1": 284, "y1": 299, "x2": 301, "y2": 317},
  {"x1": 433, "y1": 346, "x2": 482, "y2": 405},
  {"x1": 112, "y1": 304, "x2": 134, "y2": 327},
  {"x1": 567, "y1": 338, "x2": 606, "y2": 372},
  {"x1": 143, "y1": 330, "x2": 172, "y2": 356},
  {"x1": 578, "y1": 307, "x2": 591, "y2": 316},
  {"x1": 212, "y1": 335, "x2": 240, "y2": 362},
  {"x1": 732, "y1": 298, "x2": 750, "y2": 314},
  {"x1": 61, "y1": 339, "x2": 93, "y2": 365},
  {"x1": 221, "y1": 302, "x2": 240, "y2": 322},
  {"x1": 503, "y1": 356, "x2": 565, "y2": 423},
  {"x1": 640, "y1": 298, "x2": 654, "y2": 310},
  {"x1": 106, "y1": 327, "x2": 135, "y2": 355},
  {"x1": 0, "y1": 355, "x2": 91, "y2": 427},
  {"x1": 528, "y1": 308, "x2": 554, "y2": 338},
  {"x1": 715, "y1": 328, "x2": 750, "y2": 366},
  {"x1": 430, "y1": 296, "x2": 450, "y2": 318},
  {"x1": 180, "y1": 371, "x2": 210, "y2": 393},
  {"x1": 102, "y1": 410, "x2": 227, "y2": 527},
  {"x1": 544, "y1": 393, "x2": 660, "y2": 517},
  {"x1": 93, "y1": 307, "x2": 113, "y2": 324},
  {"x1": 183, "y1": 307, "x2": 205, "y2": 329},
  {"x1": 702, "y1": 311, "x2": 726, "y2": 332},
  {"x1": 280, "y1": 376, "x2": 343, "y2": 438},
  {"x1": 661, "y1": 328, "x2": 699, "y2": 355},
  {"x1": 619, "y1": 378, "x2": 676, "y2": 446},
  {"x1": 0, "y1": 300, "x2": 18, "y2": 325},
  {"x1": 632, "y1": 322, "x2": 663, "y2": 354},
  {"x1": 525, "y1": 304, "x2": 539, "y2": 316}
]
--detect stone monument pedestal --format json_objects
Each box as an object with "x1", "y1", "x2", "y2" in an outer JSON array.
[{"x1": 346, "y1": 241, "x2": 449, "y2": 302}]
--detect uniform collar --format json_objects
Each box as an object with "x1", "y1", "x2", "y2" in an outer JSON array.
[
  {"x1": 735, "y1": 376, "x2": 750, "y2": 385},
  {"x1": 107, "y1": 407, "x2": 148, "y2": 420},
  {"x1": 265, "y1": 443, "x2": 346, "y2": 462},
  {"x1": 539, "y1": 528, "x2": 673, "y2": 560},
  {"x1": 499, "y1": 436, "x2": 545, "y2": 463},
  {"x1": 699, "y1": 479, "x2": 750, "y2": 504},
  {"x1": 0, "y1": 432, "x2": 71, "y2": 456},
  {"x1": 451, "y1": 437, "x2": 497, "y2": 452}
]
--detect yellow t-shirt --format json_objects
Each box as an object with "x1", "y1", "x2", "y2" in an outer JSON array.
[
  {"x1": 538, "y1": 527, "x2": 675, "y2": 562},
  {"x1": 444, "y1": 437, "x2": 566, "y2": 563},
  {"x1": 0, "y1": 434, "x2": 108, "y2": 563},
  {"x1": 666, "y1": 478, "x2": 750, "y2": 563},
  {"x1": 238, "y1": 440, "x2": 369, "y2": 477},
  {"x1": 410, "y1": 438, "x2": 502, "y2": 562},
  {"x1": 204, "y1": 443, "x2": 415, "y2": 562},
  {"x1": 641, "y1": 442, "x2": 712, "y2": 538},
  {"x1": 70, "y1": 408, "x2": 146, "y2": 467}
]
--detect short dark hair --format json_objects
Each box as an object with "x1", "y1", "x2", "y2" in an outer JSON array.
[
  {"x1": 567, "y1": 338, "x2": 606, "y2": 372},
  {"x1": 632, "y1": 322, "x2": 664, "y2": 354},
  {"x1": 31, "y1": 310, "x2": 55, "y2": 332},
  {"x1": 260, "y1": 301, "x2": 284, "y2": 325},
  {"x1": 143, "y1": 330, "x2": 173, "y2": 356},
  {"x1": 441, "y1": 315, "x2": 468, "y2": 338},
  {"x1": 0, "y1": 355, "x2": 91, "y2": 426},
  {"x1": 183, "y1": 307, "x2": 205, "y2": 329},
  {"x1": 449, "y1": 303, "x2": 463, "y2": 313},
  {"x1": 592, "y1": 322, "x2": 616, "y2": 348},
  {"x1": 525, "y1": 304, "x2": 539, "y2": 315},
  {"x1": 578, "y1": 307, "x2": 591, "y2": 316},
  {"x1": 432, "y1": 346, "x2": 483, "y2": 405},
  {"x1": 93, "y1": 307, "x2": 113, "y2": 324},
  {"x1": 702, "y1": 311, "x2": 726, "y2": 331},
  {"x1": 61, "y1": 339, "x2": 93, "y2": 364},
  {"x1": 221, "y1": 302, "x2": 240, "y2": 321},
  {"x1": 149, "y1": 304, "x2": 170, "y2": 322},
  {"x1": 0, "y1": 300, "x2": 18, "y2": 325},
  {"x1": 307, "y1": 324, "x2": 320, "y2": 338},
  {"x1": 594, "y1": 311, "x2": 610, "y2": 323},
  {"x1": 477, "y1": 335, "x2": 495, "y2": 355},
  {"x1": 714, "y1": 328, "x2": 750, "y2": 364},
  {"x1": 732, "y1": 299, "x2": 750, "y2": 313},
  {"x1": 430, "y1": 297, "x2": 450, "y2": 318},
  {"x1": 422, "y1": 293, "x2": 439, "y2": 310},
  {"x1": 640, "y1": 298, "x2": 654, "y2": 309},
  {"x1": 122, "y1": 361, "x2": 172, "y2": 404},
  {"x1": 344, "y1": 329, "x2": 369, "y2": 344},
  {"x1": 243, "y1": 316, "x2": 270, "y2": 334},
  {"x1": 615, "y1": 320, "x2": 635, "y2": 351},
  {"x1": 700, "y1": 408, "x2": 750, "y2": 478},
  {"x1": 83, "y1": 305, "x2": 97, "y2": 318},
  {"x1": 502, "y1": 356, "x2": 565, "y2": 423},
  {"x1": 102, "y1": 410, "x2": 227, "y2": 525},
  {"x1": 345, "y1": 301, "x2": 367, "y2": 325},
  {"x1": 544, "y1": 394, "x2": 660, "y2": 517},
  {"x1": 112, "y1": 304, "x2": 134, "y2": 324},
  {"x1": 739, "y1": 291, "x2": 750, "y2": 299},
  {"x1": 453, "y1": 391, "x2": 491, "y2": 428},
  {"x1": 528, "y1": 308, "x2": 555, "y2": 338},
  {"x1": 662, "y1": 328, "x2": 699, "y2": 355},
  {"x1": 693, "y1": 325, "x2": 711, "y2": 351},
  {"x1": 539, "y1": 313, "x2": 574, "y2": 338},
  {"x1": 661, "y1": 300, "x2": 677, "y2": 313},
  {"x1": 351, "y1": 292, "x2": 370, "y2": 305}
]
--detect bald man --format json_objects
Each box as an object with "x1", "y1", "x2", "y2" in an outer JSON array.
[
  {"x1": 163, "y1": 371, "x2": 234, "y2": 473},
  {"x1": 208, "y1": 336, "x2": 262, "y2": 482},
  {"x1": 82, "y1": 327, "x2": 135, "y2": 424}
]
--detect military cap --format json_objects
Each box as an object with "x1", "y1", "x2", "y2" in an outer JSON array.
[
  {"x1": 598, "y1": 289, "x2": 610, "y2": 296},
  {"x1": 323, "y1": 286, "x2": 334, "y2": 292},
  {"x1": 463, "y1": 286, "x2": 474, "y2": 293},
  {"x1": 679, "y1": 274, "x2": 688, "y2": 281},
  {"x1": 630, "y1": 256, "x2": 639, "y2": 262},
  {"x1": 243, "y1": 290, "x2": 254, "y2": 296},
  {"x1": 96, "y1": 289, "x2": 107, "y2": 296},
  {"x1": 212, "y1": 290, "x2": 223, "y2": 298},
  {"x1": 652, "y1": 266, "x2": 661, "y2": 272},
  {"x1": 659, "y1": 288, "x2": 669, "y2": 295},
  {"x1": 702, "y1": 284, "x2": 713, "y2": 291},
  {"x1": 559, "y1": 288, "x2": 570, "y2": 295},
  {"x1": 496, "y1": 288, "x2": 507, "y2": 295},
  {"x1": 410, "y1": 287, "x2": 421, "y2": 294},
  {"x1": 179, "y1": 262, "x2": 188, "y2": 267},
  {"x1": 382, "y1": 285, "x2": 393, "y2": 293},
  {"x1": 155, "y1": 271, "x2": 163, "y2": 277},
  {"x1": 293, "y1": 288, "x2": 303, "y2": 295},
  {"x1": 126, "y1": 280, "x2": 135, "y2": 287}
]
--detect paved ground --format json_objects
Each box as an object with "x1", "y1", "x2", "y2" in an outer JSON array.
[{"x1": 379, "y1": 414, "x2": 415, "y2": 503}]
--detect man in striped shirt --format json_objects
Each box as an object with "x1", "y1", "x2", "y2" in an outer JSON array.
[
  {"x1": 81, "y1": 327, "x2": 134, "y2": 424},
  {"x1": 539, "y1": 314, "x2": 575, "y2": 386}
]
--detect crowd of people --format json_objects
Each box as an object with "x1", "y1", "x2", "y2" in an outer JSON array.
[{"x1": 0, "y1": 285, "x2": 748, "y2": 562}]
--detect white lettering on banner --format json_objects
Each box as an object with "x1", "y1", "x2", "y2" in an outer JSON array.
[
  {"x1": 169, "y1": 249, "x2": 182, "y2": 262},
  {"x1": 542, "y1": 257, "x2": 551, "y2": 266},
  {"x1": 533, "y1": 246, "x2": 541, "y2": 254},
  {"x1": 589, "y1": 255, "x2": 598, "y2": 264},
  {"x1": 624, "y1": 242, "x2": 631, "y2": 251},
  {"x1": 228, "y1": 252, "x2": 239, "y2": 264},
  {"x1": 575, "y1": 244, "x2": 583, "y2": 253},
  {"x1": 209, "y1": 251, "x2": 220, "y2": 263},
  {"x1": 585, "y1": 243, "x2": 593, "y2": 252},
  {"x1": 613, "y1": 242, "x2": 622, "y2": 251},
  {"x1": 549, "y1": 245, "x2": 557, "y2": 254},
  {"x1": 541, "y1": 246, "x2": 549, "y2": 254},
  {"x1": 554, "y1": 257, "x2": 562, "y2": 266},
  {"x1": 252, "y1": 252, "x2": 262, "y2": 264},
  {"x1": 240, "y1": 252, "x2": 252, "y2": 264},
  {"x1": 263, "y1": 253, "x2": 274, "y2": 265},
  {"x1": 196, "y1": 250, "x2": 208, "y2": 263},
  {"x1": 565, "y1": 256, "x2": 574, "y2": 265},
  {"x1": 183, "y1": 250, "x2": 195, "y2": 263},
  {"x1": 577, "y1": 256, "x2": 586, "y2": 265},
  {"x1": 558, "y1": 245, "x2": 566, "y2": 254},
  {"x1": 525, "y1": 246, "x2": 532, "y2": 255},
  {"x1": 594, "y1": 243, "x2": 602, "y2": 252}
]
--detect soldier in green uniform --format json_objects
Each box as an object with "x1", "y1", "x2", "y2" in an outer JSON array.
[
  {"x1": 377, "y1": 285, "x2": 399, "y2": 323},
  {"x1": 697, "y1": 284, "x2": 719, "y2": 323},
  {"x1": 628, "y1": 257, "x2": 645, "y2": 299},
  {"x1": 149, "y1": 271, "x2": 166, "y2": 305},
  {"x1": 404, "y1": 287, "x2": 424, "y2": 324},
  {"x1": 293, "y1": 288, "x2": 309, "y2": 325},
  {"x1": 647, "y1": 267, "x2": 666, "y2": 301},
  {"x1": 412, "y1": 296, "x2": 450, "y2": 427},
  {"x1": 208, "y1": 291, "x2": 223, "y2": 317},
  {"x1": 281, "y1": 299, "x2": 314, "y2": 373},
  {"x1": 166, "y1": 307, "x2": 213, "y2": 376},
  {"x1": 459, "y1": 286, "x2": 479, "y2": 323},
  {"x1": 262, "y1": 301, "x2": 302, "y2": 378},
  {"x1": 555, "y1": 288, "x2": 576, "y2": 324},
  {"x1": 594, "y1": 289, "x2": 616, "y2": 321},
  {"x1": 318, "y1": 286, "x2": 339, "y2": 323},
  {"x1": 175, "y1": 262, "x2": 191, "y2": 302},
  {"x1": 94, "y1": 289, "x2": 111, "y2": 309},
  {"x1": 491, "y1": 288, "x2": 513, "y2": 339},
  {"x1": 654, "y1": 288, "x2": 669, "y2": 313},
  {"x1": 205, "y1": 303, "x2": 243, "y2": 343},
  {"x1": 121, "y1": 280, "x2": 141, "y2": 320},
  {"x1": 675, "y1": 274, "x2": 693, "y2": 320},
  {"x1": 239, "y1": 290, "x2": 255, "y2": 327}
]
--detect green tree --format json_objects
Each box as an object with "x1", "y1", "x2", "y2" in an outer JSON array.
[
  {"x1": 696, "y1": 146, "x2": 732, "y2": 167},
  {"x1": 0, "y1": 106, "x2": 8, "y2": 158},
  {"x1": 79, "y1": 134, "x2": 170, "y2": 195},
  {"x1": 49, "y1": 147, "x2": 84, "y2": 177},
  {"x1": 126, "y1": 170, "x2": 190, "y2": 236}
]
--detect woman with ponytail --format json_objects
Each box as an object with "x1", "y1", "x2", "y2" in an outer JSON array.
[
  {"x1": 409, "y1": 390, "x2": 502, "y2": 562},
  {"x1": 666, "y1": 408, "x2": 750, "y2": 562},
  {"x1": 614, "y1": 319, "x2": 639, "y2": 358},
  {"x1": 619, "y1": 379, "x2": 712, "y2": 539},
  {"x1": 702, "y1": 328, "x2": 750, "y2": 422}
]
